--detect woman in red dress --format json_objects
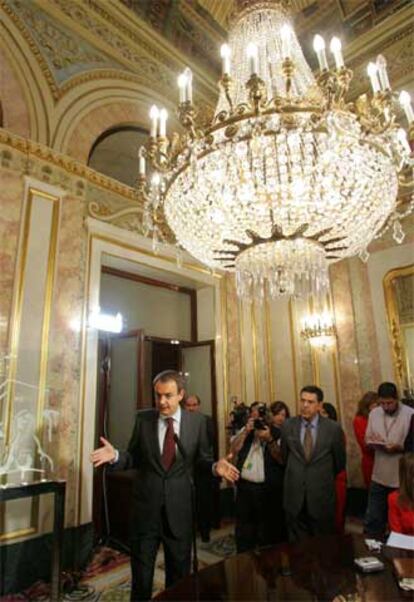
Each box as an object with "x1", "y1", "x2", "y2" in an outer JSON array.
[
  {"x1": 388, "y1": 453, "x2": 414, "y2": 535},
  {"x1": 352, "y1": 391, "x2": 378, "y2": 488},
  {"x1": 320, "y1": 402, "x2": 347, "y2": 534}
]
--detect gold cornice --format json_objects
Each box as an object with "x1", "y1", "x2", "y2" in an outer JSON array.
[{"x1": 0, "y1": 129, "x2": 142, "y2": 205}]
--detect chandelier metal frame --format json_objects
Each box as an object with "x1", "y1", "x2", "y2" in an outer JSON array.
[{"x1": 89, "y1": 0, "x2": 414, "y2": 300}]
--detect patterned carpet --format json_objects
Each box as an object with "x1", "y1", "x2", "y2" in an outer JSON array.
[
  {"x1": 86, "y1": 525, "x2": 235, "y2": 601},
  {"x1": 80, "y1": 519, "x2": 363, "y2": 600},
  {"x1": 1, "y1": 519, "x2": 363, "y2": 600}
]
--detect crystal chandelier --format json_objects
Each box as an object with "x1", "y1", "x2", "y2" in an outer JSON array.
[
  {"x1": 301, "y1": 311, "x2": 336, "y2": 350},
  {"x1": 110, "y1": 0, "x2": 414, "y2": 300}
]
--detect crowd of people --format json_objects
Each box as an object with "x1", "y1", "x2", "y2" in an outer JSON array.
[
  {"x1": 228, "y1": 380, "x2": 414, "y2": 552},
  {"x1": 91, "y1": 373, "x2": 414, "y2": 600}
]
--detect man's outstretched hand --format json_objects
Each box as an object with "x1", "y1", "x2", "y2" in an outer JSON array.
[
  {"x1": 90, "y1": 436, "x2": 116, "y2": 467},
  {"x1": 215, "y1": 454, "x2": 240, "y2": 483}
]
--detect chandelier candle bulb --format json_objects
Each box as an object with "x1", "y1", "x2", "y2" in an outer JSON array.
[
  {"x1": 149, "y1": 105, "x2": 159, "y2": 138},
  {"x1": 399, "y1": 91, "x2": 414, "y2": 124},
  {"x1": 397, "y1": 129, "x2": 411, "y2": 154},
  {"x1": 313, "y1": 35, "x2": 328, "y2": 71},
  {"x1": 220, "y1": 44, "x2": 231, "y2": 74},
  {"x1": 329, "y1": 37, "x2": 344, "y2": 69},
  {"x1": 138, "y1": 148, "x2": 146, "y2": 175},
  {"x1": 184, "y1": 67, "x2": 193, "y2": 103},
  {"x1": 281, "y1": 24, "x2": 292, "y2": 59},
  {"x1": 159, "y1": 108, "x2": 168, "y2": 137},
  {"x1": 177, "y1": 73, "x2": 188, "y2": 103},
  {"x1": 151, "y1": 173, "x2": 161, "y2": 189},
  {"x1": 367, "y1": 63, "x2": 381, "y2": 94},
  {"x1": 376, "y1": 55, "x2": 390, "y2": 90},
  {"x1": 247, "y1": 42, "x2": 259, "y2": 75}
]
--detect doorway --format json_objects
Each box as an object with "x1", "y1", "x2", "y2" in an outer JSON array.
[{"x1": 92, "y1": 260, "x2": 218, "y2": 546}]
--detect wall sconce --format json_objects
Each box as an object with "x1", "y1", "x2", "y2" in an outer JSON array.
[{"x1": 301, "y1": 312, "x2": 336, "y2": 350}]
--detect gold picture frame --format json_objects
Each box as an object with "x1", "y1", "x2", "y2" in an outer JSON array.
[{"x1": 383, "y1": 264, "x2": 414, "y2": 393}]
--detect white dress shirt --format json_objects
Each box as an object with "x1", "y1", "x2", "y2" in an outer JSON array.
[{"x1": 158, "y1": 405, "x2": 181, "y2": 453}]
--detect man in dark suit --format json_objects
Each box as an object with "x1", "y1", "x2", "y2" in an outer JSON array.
[
  {"x1": 280, "y1": 385, "x2": 346, "y2": 542},
  {"x1": 91, "y1": 370, "x2": 239, "y2": 601}
]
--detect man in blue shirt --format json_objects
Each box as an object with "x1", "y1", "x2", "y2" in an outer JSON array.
[{"x1": 280, "y1": 385, "x2": 346, "y2": 542}]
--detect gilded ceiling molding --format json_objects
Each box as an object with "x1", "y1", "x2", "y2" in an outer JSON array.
[
  {"x1": 1, "y1": 0, "x2": 60, "y2": 101},
  {"x1": 3, "y1": 0, "x2": 125, "y2": 85},
  {"x1": 89, "y1": 0, "x2": 219, "y2": 96},
  {"x1": 1, "y1": 0, "x2": 217, "y2": 113},
  {"x1": 43, "y1": 0, "x2": 218, "y2": 105},
  {"x1": 58, "y1": 70, "x2": 153, "y2": 98},
  {"x1": 1, "y1": 0, "x2": 174, "y2": 102},
  {"x1": 0, "y1": 2, "x2": 51, "y2": 142}
]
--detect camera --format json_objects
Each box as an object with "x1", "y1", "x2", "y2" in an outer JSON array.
[
  {"x1": 227, "y1": 403, "x2": 249, "y2": 434},
  {"x1": 253, "y1": 404, "x2": 268, "y2": 430}
]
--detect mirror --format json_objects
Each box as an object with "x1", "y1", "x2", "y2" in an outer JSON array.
[{"x1": 383, "y1": 264, "x2": 414, "y2": 396}]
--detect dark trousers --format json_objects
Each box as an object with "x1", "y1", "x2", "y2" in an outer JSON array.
[
  {"x1": 235, "y1": 480, "x2": 267, "y2": 553},
  {"x1": 364, "y1": 480, "x2": 396, "y2": 539},
  {"x1": 195, "y1": 473, "x2": 213, "y2": 541},
  {"x1": 130, "y1": 507, "x2": 191, "y2": 601},
  {"x1": 286, "y1": 497, "x2": 335, "y2": 543},
  {"x1": 264, "y1": 483, "x2": 287, "y2": 545}
]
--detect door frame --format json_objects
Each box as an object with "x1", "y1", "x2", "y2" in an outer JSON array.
[{"x1": 79, "y1": 224, "x2": 225, "y2": 525}]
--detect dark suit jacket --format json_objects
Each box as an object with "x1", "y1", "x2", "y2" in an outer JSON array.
[
  {"x1": 281, "y1": 416, "x2": 346, "y2": 520},
  {"x1": 114, "y1": 408, "x2": 213, "y2": 539}
]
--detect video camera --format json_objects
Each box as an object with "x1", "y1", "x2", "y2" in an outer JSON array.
[{"x1": 253, "y1": 403, "x2": 268, "y2": 430}]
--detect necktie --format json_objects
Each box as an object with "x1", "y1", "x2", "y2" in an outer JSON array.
[
  {"x1": 303, "y1": 423, "x2": 313, "y2": 462},
  {"x1": 162, "y1": 418, "x2": 176, "y2": 471}
]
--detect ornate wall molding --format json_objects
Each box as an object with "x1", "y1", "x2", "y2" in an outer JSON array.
[
  {"x1": 0, "y1": 128, "x2": 142, "y2": 206},
  {"x1": 41, "y1": 0, "x2": 218, "y2": 104},
  {"x1": 1, "y1": 0, "x2": 218, "y2": 109}
]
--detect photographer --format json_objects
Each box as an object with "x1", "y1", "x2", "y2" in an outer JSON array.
[
  {"x1": 227, "y1": 402, "x2": 249, "y2": 437},
  {"x1": 230, "y1": 402, "x2": 282, "y2": 552}
]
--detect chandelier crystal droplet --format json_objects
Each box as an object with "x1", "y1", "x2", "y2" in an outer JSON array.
[{"x1": 138, "y1": 0, "x2": 413, "y2": 300}]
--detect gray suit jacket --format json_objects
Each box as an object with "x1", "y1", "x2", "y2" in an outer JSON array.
[
  {"x1": 114, "y1": 408, "x2": 213, "y2": 539},
  {"x1": 281, "y1": 416, "x2": 346, "y2": 520}
]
